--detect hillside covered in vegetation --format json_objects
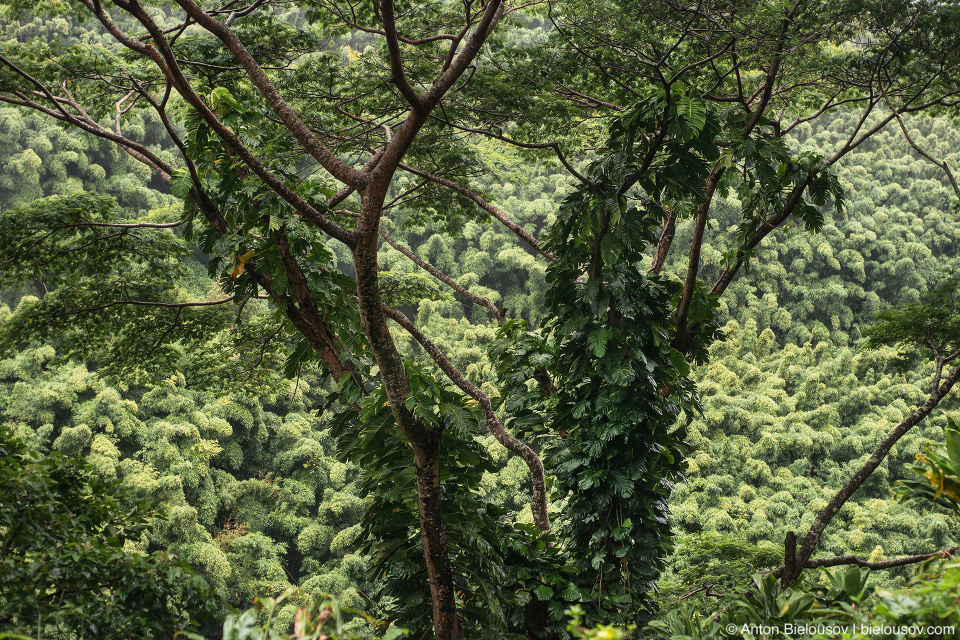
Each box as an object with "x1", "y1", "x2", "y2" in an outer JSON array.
[{"x1": 2, "y1": 1, "x2": 960, "y2": 639}]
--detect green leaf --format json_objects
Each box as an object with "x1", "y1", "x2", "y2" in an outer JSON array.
[
  {"x1": 675, "y1": 96, "x2": 707, "y2": 138},
  {"x1": 383, "y1": 626, "x2": 409, "y2": 640},
  {"x1": 534, "y1": 585, "x2": 555, "y2": 601},
  {"x1": 946, "y1": 420, "x2": 960, "y2": 471},
  {"x1": 170, "y1": 168, "x2": 193, "y2": 199},
  {"x1": 844, "y1": 567, "x2": 863, "y2": 599},
  {"x1": 587, "y1": 329, "x2": 610, "y2": 357},
  {"x1": 561, "y1": 583, "x2": 581, "y2": 601}
]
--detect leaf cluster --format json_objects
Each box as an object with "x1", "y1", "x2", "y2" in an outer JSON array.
[
  {"x1": 329, "y1": 365, "x2": 581, "y2": 639},
  {"x1": 892, "y1": 415, "x2": 960, "y2": 513},
  {"x1": 0, "y1": 424, "x2": 219, "y2": 638}
]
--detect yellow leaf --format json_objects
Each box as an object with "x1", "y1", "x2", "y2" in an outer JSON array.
[
  {"x1": 942, "y1": 476, "x2": 960, "y2": 501},
  {"x1": 925, "y1": 469, "x2": 946, "y2": 502},
  {"x1": 232, "y1": 250, "x2": 256, "y2": 279}
]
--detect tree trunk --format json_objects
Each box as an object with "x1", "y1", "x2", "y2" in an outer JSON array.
[
  {"x1": 354, "y1": 182, "x2": 461, "y2": 638},
  {"x1": 415, "y1": 443, "x2": 461, "y2": 639}
]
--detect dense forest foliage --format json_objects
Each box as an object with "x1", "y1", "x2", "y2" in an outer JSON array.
[{"x1": 2, "y1": 0, "x2": 960, "y2": 639}]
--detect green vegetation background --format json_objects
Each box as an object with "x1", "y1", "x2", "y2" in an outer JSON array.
[{"x1": 1, "y1": 13, "x2": 960, "y2": 635}]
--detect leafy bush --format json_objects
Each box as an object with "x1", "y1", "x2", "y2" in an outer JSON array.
[
  {"x1": 207, "y1": 588, "x2": 406, "y2": 640},
  {"x1": 646, "y1": 563, "x2": 960, "y2": 640},
  {"x1": 0, "y1": 425, "x2": 218, "y2": 638},
  {"x1": 831, "y1": 562, "x2": 960, "y2": 640},
  {"x1": 893, "y1": 415, "x2": 960, "y2": 513},
  {"x1": 212, "y1": 592, "x2": 640, "y2": 640}
]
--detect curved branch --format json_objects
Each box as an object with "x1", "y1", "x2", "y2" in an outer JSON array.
[
  {"x1": 0, "y1": 52, "x2": 174, "y2": 182},
  {"x1": 398, "y1": 162, "x2": 553, "y2": 260},
  {"x1": 97, "y1": 0, "x2": 356, "y2": 245},
  {"x1": 57, "y1": 221, "x2": 182, "y2": 230},
  {"x1": 381, "y1": 0, "x2": 426, "y2": 110},
  {"x1": 170, "y1": 0, "x2": 368, "y2": 189},
  {"x1": 383, "y1": 305, "x2": 550, "y2": 532},
  {"x1": 379, "y1": 228, "x2": 505, "y2": 321},
  {"x1": 884, "y1": 92, "x2": 960, "y2": 201},
  {"x1": 710, "y1": 184, "x2": 805, "y2": 299},
  {"x1": 427, "y1": 117, "x2": 598, "y2": 189},
  {"x1": 741, "y1": 0, "x2": 802, "y2": 137},
  {"x1": 366, "y1": 0, "x2": 504, "y2": 185},
  {"x1": 224, "y1": 0, "x2": 266, "y2": 27},
  {"x1": 710, "y1": 85, "x2": 960, "y2": 302},
  {"x1": 48, "y1": 295, "x2": 237, "y2": 318}
]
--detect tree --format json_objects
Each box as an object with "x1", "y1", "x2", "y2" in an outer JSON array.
[
  {"x1": 2, "y1": 0, "x2": 960, "y2": 636},
  {"x1": 774, "y1": 272, "x2": 960, "y2": 588},
  {"x1": 0, "y1": 3, "x2": 543, "y2": 636},
  {"x1": 0, "y1": 424, "x2": 218, "y2": 638}
]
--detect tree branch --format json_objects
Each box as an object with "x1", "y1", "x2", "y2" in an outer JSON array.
[
  {"x1": 273, "y1": 232, "x2": 362, "y2": 387},
  {"x1": 380, "y1": 0, "x2": 426, "y2": 111},
  {"x1": 398, "y1": 162, "x2": 553, "y2": 260},
  {"x1": 48, "y1": 295, "x2": 237, "y2": 317},
  {"x1": 782, "y1": 362, "x2": 960, "y2": 588},
  {"x1": 773, "y1": 546, "x2": 958, "y2": 578},
  {"x1": 427, "y1": 116, "x2": 598, "y2": 189},
  {"x1": 649, "y1": 207, "x2": 677, "y2": 275},
  {"x1": 98, "y1": 0, "x2": 357, "y2": 245},
  {"x1": 883, "y1": 92, "x2": 960, "y2": 201},
  {"x1": 0, "y1": 54, "x2": 175, "y2": 183},
  {"x1": 424, "y1": 0, "x2": 503, "y2": 106},
  {"x1": 378, "y1": 227, "x2": 505, "y2": 321},
  {"x1": 170, "y1": 0, "x2": 368, "y2": 189},
  {"x1": 383, "y1": 305, "x2": 550, "y2": 532},
  {"x1": 673, "y1": 165, "x2": 724, "y2": 349}
]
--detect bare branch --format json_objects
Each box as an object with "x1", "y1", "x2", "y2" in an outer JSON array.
[
  {"x1": 557, "y1": 84, "x2": 624, "y2": 111},
  {"x1": 425, "y1": 0, "x2": 504, "y2": 106},
  {"x1": 0, "y1": 54, "x2": 174, "y2": 182},
  {"x1": 59, "y1": 221, "x2": 182, "y2": 229},
  {"x1": 50, "y1": 295, "x2": 237, "y2": 317},
  {"x1": 398, "y1": 162, "x2": 554, "y2": 260},
  {"x1": 782, "y1": 362, "x2": 960, "y2": 588},
  {"x1": 379, "y1": 227, "x2": 504, "y2": 321},
  {"x1": 773, "y1": 546, "x2": 958, "y2": 578},
  {"x1": 225, "y1": 0, "x2": 266, "y2": 27}
]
